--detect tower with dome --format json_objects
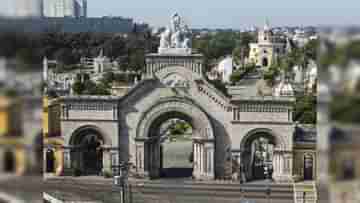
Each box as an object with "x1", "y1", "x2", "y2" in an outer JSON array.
[{"x1": 249, "y1": 20, "x2": 288, "y2": 69}]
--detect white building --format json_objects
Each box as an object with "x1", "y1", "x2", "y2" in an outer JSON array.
[
  {"x1": 292, "y1": 28, "x2": 310, "y2": 48},
  {"x1": 14, "y1": 0, "x2": 43, "y2": 18},
  {"x1": 216, "y1": 56, "x2": 234, "y2": 83},
  {"x1": 43, "y1": 0, "x2": 87, "y2": 18}
]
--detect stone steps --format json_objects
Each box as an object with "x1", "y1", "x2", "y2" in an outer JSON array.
[{"x1": 293, "y1": 181, "x2": 318, "y2": 203}]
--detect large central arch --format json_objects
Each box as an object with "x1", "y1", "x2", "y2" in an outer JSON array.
[{"x1": 135, "y1": 97, "x2": 215, "y2": 180}]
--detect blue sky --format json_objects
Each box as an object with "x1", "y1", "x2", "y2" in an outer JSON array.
[
  {"x1": 1, "y1": 0, "x2": 360, "y2": 28},
  {"x1": 86, "y1": 0, "x2": 360, "y2": 28}
]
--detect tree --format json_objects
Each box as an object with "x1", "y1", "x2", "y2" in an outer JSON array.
[
  {"x1": 330, "y1": 95, "x2": 360, "y2": 123},
  {"x1": 293, "y1": 94, "x2": 316, "y2": 124},
  {"x1": 72, "y1": 80, "x2": 85, "y2": 95},
  {"x1": 128, "y1": 49, "x2": 145, "y2": 71},
  {"x1": 232, "y1": 32, "x2": 256, "y2": 66},
  {"x1": 263, "y1": 62, "x2": 281, "y2": 86},
  {"x1": 54, "y1": 48, "x2": 78, "y2": 66},
  {"x1": 230, "y1": 63, "x2": 256, "y2": 84}
]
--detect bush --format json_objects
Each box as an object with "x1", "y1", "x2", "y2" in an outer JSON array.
[
  {"x1": 103, "y1": 170, "x2": 113, "y2": 178},
  {"x1": 72, "y1": 168, "x2": 81, "y2": 177}
]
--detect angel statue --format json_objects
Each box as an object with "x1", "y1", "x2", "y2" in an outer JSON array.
[
  {"x1": 171, "y1": 12, "x2": 181, "y2": 33},
  {"x1": 182, "y1": 37, "x2": 191, "y2": 49},
  {"x1": 171, "y1": 30, "x2": 182, "y2": 48},
  {"x1": 159, "y1": 27, "x2": 171, "y2": 48}
]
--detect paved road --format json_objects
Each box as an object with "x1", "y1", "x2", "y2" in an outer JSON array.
[
  {"x1": 43, "y1": 177, "x2": 294, "y2": 203},
  {"x1": 0, "y1": 174, "x2": 295, "y2": 203}
]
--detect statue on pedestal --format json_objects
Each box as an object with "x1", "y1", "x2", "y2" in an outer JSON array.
[
  {"x1": 171, "y1": 13, "x2": 181, "y2": 33},
  {"x1": 158, "y1": 13, "x2": 192, "y2": 54},
  {"x1": 171, "y1": 30, "x2": 182, "y2": 48}
]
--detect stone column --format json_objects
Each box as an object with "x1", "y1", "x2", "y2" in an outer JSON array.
[
  {"x1": 63, "y1": 147, "x2": 71, "y2": 175},
  {"x1": 135, "y1": 141, "x2": 146, "y2": 177},
  {"x1": 152, "y1": 142, "x2": 160, "y2": 178},
  {"x1": 272, "y1": 151, "x2": 281, "y2": 181},
  {"x1": 199, "y1": 144, "x2": 203, "y2": 175},
  {"x1": 102, "y1": 145, "x2": 112, "y2": 175},
  {"x1": 43, "y1": 148, "x2": 47, "y2": 174},
  {"x1": 205, "y1": 142, "x2": 215, "y2": 179},
  {"x1": 273, "y1": 150, "x2": 293, "y2": 182},
  {"x1": 193, "y1": 142, "x2": 200, "y2": 179},
  {"x1": 55, "y1": 147, "x2": 64, "y2": 176}
]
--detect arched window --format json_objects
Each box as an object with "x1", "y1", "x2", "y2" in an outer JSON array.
[
  {"x1": 342, "y1": 159, "x2": 355, "y2": 180},
  {"x1": 46, "y1": 149, "x2": 55, "y2": 173},
  {"x1": 4, "y1": 150, "x2": 15, "y2": 172},
  {"x1": 262, "y1": 58, "x2": 269, "y2": 67}
]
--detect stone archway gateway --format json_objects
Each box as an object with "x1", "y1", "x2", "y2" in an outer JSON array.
[
  {"x1": 69, "y1": 127, "x2": 104, "y2": 175},
  {"x1": 135, "y1": 97, "x2": 215, "y2": 180},
  {"x1": 56, "y1": 13, "x2": 306, "y2": 183}
]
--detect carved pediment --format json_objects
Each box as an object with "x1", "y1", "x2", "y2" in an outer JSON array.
[{"x1": 162, "y1": 73, "x2": 190, "y2": 88}]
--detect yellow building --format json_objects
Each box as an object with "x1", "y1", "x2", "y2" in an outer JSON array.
[
  {"x1": 43, "y1": 96, "x2": 64, "y2": 176},
  {"x1": 0, "y1": 95, "x2": 27, "y2": 175},
  {"x1": 249, "y1": 21, "x2": 287, "y2": 68}
]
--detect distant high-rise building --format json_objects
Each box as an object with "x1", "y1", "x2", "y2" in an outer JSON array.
[
  {"x1": 15, "y1": 0, "x2": 43, "y2": 18},
  {"x1": 74, "y1": 0, "x2": 87, "y2": 18},
  {"x1": 43, "y1": 0, "x2": 87, "y2": 18}
]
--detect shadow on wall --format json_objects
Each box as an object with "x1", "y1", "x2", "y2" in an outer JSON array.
[{"x1": 212, "y1": 117, "x2": 232, "y2": 179}]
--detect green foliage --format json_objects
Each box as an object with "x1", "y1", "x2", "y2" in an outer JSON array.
[
  {"x1": 193, "y1": 31, "x2": 250, "y2": 72},
  {"x1": 103, "y1": 170, "x2": 113, "y2": 178},
  {"x1": 54, "y1": 48, "x2": 79, "y2": 66},
  {"x1": 330, "y1": 95, "x2": 360, "y2": 123},
  {"x1": 293, "y1": 94, "x2": 316, "y2": 124},
  {"x1": 128, "y1": 49, "x2": 145, "y2": 71},
  {"x1": 72, "y1": 74, "x2": 110, "y2": 95},
  {"x1": 319, "y1": 39, "x2": 360, "y2": 70},
  {"x1": 100, "y1": 72, "x2": 115, "y2": 88},
  {"x1": 232, "y1": 32, "x2": 256, "y2": 65},
  {"x1": 208, "y1": 79, "x2": 229, "y2": 97},
  {"x1": 263, "y1": 62, "x2": 281, "y2": 86},
  {"x1": 229, "y1": 63, "x2": 256, "y2": 84},
  {"x1": 72, "y1": 168, "x2": 81, "y2": 177},
  {"x1": 170, "y1": 122, "x2": 191, "y2": 135},
  {"x1": 0, "y1": 30, "x2": 155, "y2": 72}
]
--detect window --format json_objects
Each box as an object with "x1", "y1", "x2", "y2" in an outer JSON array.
[
  {"x1": 342, "y1": 159, "x2": 355, "y2": 180},
  {"x1": 262, "y1": 58, "x2": 269, "y2": 67}
]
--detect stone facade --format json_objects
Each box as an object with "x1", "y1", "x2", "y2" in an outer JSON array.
[
  {"x1": 50, "y1": 14, "x2": 315, "y2": 182},
  {"x1": 249, "y1": 21, "x2": 287, "y2": 68},
  {"x1": 51, "y1": 51, "x2": 315, "y2": 182}
]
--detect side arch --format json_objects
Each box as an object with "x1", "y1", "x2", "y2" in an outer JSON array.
[
  {"x1": 69, "y1": 125, "x2": 111, "y2": 146},
  {"x1": 67, "y1": 125, "x2": 109, "y2": 176},
  {"x1": 240, "y1": 128, "x2": 286, "y2": 150},
  {"x1": 239, "y1": 128, "x2": 288, "y2": 182}
]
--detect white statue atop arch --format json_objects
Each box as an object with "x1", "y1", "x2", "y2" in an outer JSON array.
[{"x1": 158, "y1": 13, "x2": 192, "y2": 55}]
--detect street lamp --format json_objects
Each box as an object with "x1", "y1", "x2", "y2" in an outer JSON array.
[
  {"x1": 114, "y1": 161, "x2": 132, "y2": 203},
  {"x1": 264, "y1": 163, "x2": 271, "y2": 203}
]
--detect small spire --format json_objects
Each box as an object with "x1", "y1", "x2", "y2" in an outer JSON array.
[{"x1": 264, "y1": 18, "x2": 270, "y2": 31}]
